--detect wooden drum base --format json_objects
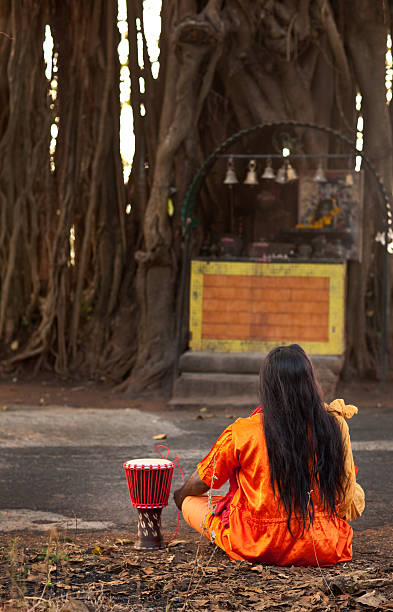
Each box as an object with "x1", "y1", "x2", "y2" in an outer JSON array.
[{"x1": 135, "y1": 508, "x2": 165, "y2": 550}]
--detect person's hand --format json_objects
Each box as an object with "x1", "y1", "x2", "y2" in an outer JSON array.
[
  {"x1": 173, "y1": 470, "x2": 209, "y2": 510},
  {"x1": 173, "y1": 488, "x2": 184, "y2": 510}
]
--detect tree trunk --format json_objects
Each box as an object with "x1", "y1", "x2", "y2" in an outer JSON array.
[{"x1": 1, "y1": 0, "x2": 392, "y2": 389}]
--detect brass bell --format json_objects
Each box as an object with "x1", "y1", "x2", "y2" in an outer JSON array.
[
  {"x1": 275, "y1": 161, "x2": 287, "y2": 184},
  {"x1": 286, "y1": 161, "x2": 298, "y2": 182},
  {"x1": 345, "y1": 173, "x2": 354, "y2": 187},
  {"x1": 313, "y1": 162, "x2": 327, "y2": 182},
  {"x1": 261, "y1": 158, "x2": 275, "y2": 180},
  {"x1": 223, "y1": 157, "x2": 238, "y2": 185},
  {"x1": 244, "y1": 159, "x2": 259, "y2": 185}
]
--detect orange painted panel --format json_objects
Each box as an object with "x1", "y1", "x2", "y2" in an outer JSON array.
[{"x1": 201, "y1": 273, "x2": 330, "y2": 342}]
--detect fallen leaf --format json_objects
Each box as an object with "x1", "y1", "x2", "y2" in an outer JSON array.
[
  {"x1": 250, "y1": 564, "x2": 266, "y2": 573},
  {"x1": 26, "y1": 574, "x2": 43, "y2": 582},
  {"x1": 153, "y1": 433, "x2": 167, "y2": 440},
  {"x1": 336, "y1": 594, "x2": 351, "y2": 602},
  {"x1": 276, "y1": 572, "x2": 290, "y2": 579},
  {"x1": 59, "y1": 599, "x2": 90, "y2": 611},
  {"x1": 29, "y1": 562, "x2": 55, "y2": 574},
  {"x1": 1, "y1": 405, "x2": 7, "y2": 411},
  {"x1": 200, "y1": 407, "x2": 207, "y2": 412},
  {"x1": 168, "y1": 539, "x2": 187, "y2": 547},
  {"x1": 356, "y1": 590, "x2": 387, "y2": 607},
  {"x1": 91, "y1": 546, "x2": 103, "y2": 555},
  {"x1": 124, "y1": 559, "x2": 140, "y2": 568},
  {"x1": 115, "y1": 538, "x2": 133, "y2": 546},
  {"x1": 55, "y1": 582, "x2": 72, "y2": 590},
  {"x1": 244, "y1": 586, "x2": 264, "y2": 594}
]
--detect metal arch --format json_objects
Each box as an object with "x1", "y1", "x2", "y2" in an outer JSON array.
[
  {"x1": 175, "y1": 120, "x2": 391, "y2": 384},
  {"x1": 181, "y1": 120, "x2": 391, "y2": 231}
]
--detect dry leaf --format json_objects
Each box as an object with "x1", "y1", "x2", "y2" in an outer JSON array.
[
  {"x1": 200, "y1": 407, "x2": 207, "y2": 412},
  {"x1": 91, "y1": 546, "x2": 103, "y2": 555},
  {"x1": 244, "y1": 585, "x2": 264, "y2": 594},
  {"x1": 59, "y1": 599, "x2": 89, "y2": 611},
  {"x1": 1, "y1": 405, "x2": 7, "y2": 411},
  {"x1": 336, "y1": 594, "x2": 351, "y2": 602},
  {"x1": 29, "y1": 562, "x2": 55, "y2": 574},
  {"x1": 26, "y1": 574, "x2": 43, "y2": 582},
  {"x1": 356, "y1": 590, "x2": 387, "y2": 607},
  {"x1": 55, "y1": 582, "x2": 72, "y2": 590},
  {"x1": 115, "y1": 538, "x2": 133, "y2": 546},
  {"x1": 153, "y1": 433, "x2": 167, "y2": 440},
  {"x1": 168, "y1": 539, "x2": 187, "y2": 547}
]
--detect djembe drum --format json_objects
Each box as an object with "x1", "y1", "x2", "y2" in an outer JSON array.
[{"x1": 123, "y1": 458, "x2": 175, "y2": 550}]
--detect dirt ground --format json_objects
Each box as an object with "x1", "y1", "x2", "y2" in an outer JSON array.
[
  {"x1": 0, "y1": 372, "x2": 393, "y2": 410},
  {"x1": 0, "y1": 525, "x2": 393, "y2": 611},
  {"x1": 0, "y1": 374, "x2": 166, "y2": 412},
  {"x1": 0, "y1": 374, "x2": 392, "y2": 611}
]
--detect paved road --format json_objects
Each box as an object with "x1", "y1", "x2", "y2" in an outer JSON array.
[{"x1": 0, "y1": 402, "x2": 391, "y2": 535}]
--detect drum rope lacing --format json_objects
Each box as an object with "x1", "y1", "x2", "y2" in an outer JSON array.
[{"x1": 156, "y1": 444, "x2": 184, "y2": 544}]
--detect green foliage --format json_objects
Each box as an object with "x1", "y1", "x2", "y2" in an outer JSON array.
[{"x1": 37, "y1": 546, "x2": 69, "y2": 563}]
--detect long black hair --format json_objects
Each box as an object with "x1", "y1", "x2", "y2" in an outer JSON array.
[{"x1": 260, "y1": 344, "x2": 345, "y2": 537}]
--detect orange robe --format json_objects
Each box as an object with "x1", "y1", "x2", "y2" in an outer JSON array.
[{"x1": 184, "y1": 403, "x2": 363, "y2": 566}]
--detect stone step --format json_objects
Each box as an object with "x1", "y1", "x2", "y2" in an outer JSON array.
[
  {"x1": 173, "y1": 372, "x2": 260, "y2": 399},
  {"x1": 168, "y1": 395, "x2": 258, "y2": 411},
  {"x1": 180, "y1": 351, "x2": 264, "y2": 374},
  {"x1": 170, "y1": 352, "x2": 344, "y2": 408}
]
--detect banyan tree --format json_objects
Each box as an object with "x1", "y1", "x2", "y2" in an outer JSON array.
[{"x1": 0, "y1": 0, "x2": 392, "y2": 394}]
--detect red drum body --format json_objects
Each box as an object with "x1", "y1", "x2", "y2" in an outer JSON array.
[{"x1": 123, "y1": 458, "x2": 174, "y2": 550}]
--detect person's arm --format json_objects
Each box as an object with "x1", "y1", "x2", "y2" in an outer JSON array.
[
  {"x1": 174, "y1": 422, "x2": 238, "y2": 510},
  {"x1": 325, "y1": 400, "x2": 365, "y2": 521},
  {"x1": 173, "y1": 469, "x2": 209, "y2": 510},
  {"x1": 337, "y1": 418, "x2": 365, "y2": 521}
]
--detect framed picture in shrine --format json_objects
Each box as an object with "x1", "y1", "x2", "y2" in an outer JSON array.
[{"x1": 297, "y1": 170, "x2": 364, "y2": 262}]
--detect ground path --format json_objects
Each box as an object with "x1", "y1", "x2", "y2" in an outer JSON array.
[
  {"x1": 0, "y1": 377, "x2": 392, "y2": 611},
  {"x1": 0, "y1": 376, "x2": 391, "y2": 535}
]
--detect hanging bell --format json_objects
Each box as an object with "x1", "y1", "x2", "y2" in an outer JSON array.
[
  {"x1": 286, "y1": 161, "x2": 298, "y2": 181},
  {"x1": 313, "y1": 162, "x2": 327, "y2": 182},
  {"x1": 345, "y1": 173, "x2": 354, "y2": 187},
  {"x1": 223, "y1": 157, "x2": 238, "y2": 185},
  {"x1": 275, "y1": 161, "x2": 287, "y2": 184},
  {"x1": 261, "y1": 158, "x2": 275, "y2": 180},
  {"x1": 244, "y1": 159, "x2": 259, "y2": 185}
]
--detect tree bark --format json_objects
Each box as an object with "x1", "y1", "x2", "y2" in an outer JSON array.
[{"x1": 1, "y1": 0, "x2": 392, "y2": 388}]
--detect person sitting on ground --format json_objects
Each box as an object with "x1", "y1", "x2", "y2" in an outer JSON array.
[{"x1": 174, "y1": 344, "x2": 365, "y2": 566}]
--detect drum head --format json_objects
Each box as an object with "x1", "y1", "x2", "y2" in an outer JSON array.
[{"x1": 124, "y1": 458, "x2": 174, "y2": 469}]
